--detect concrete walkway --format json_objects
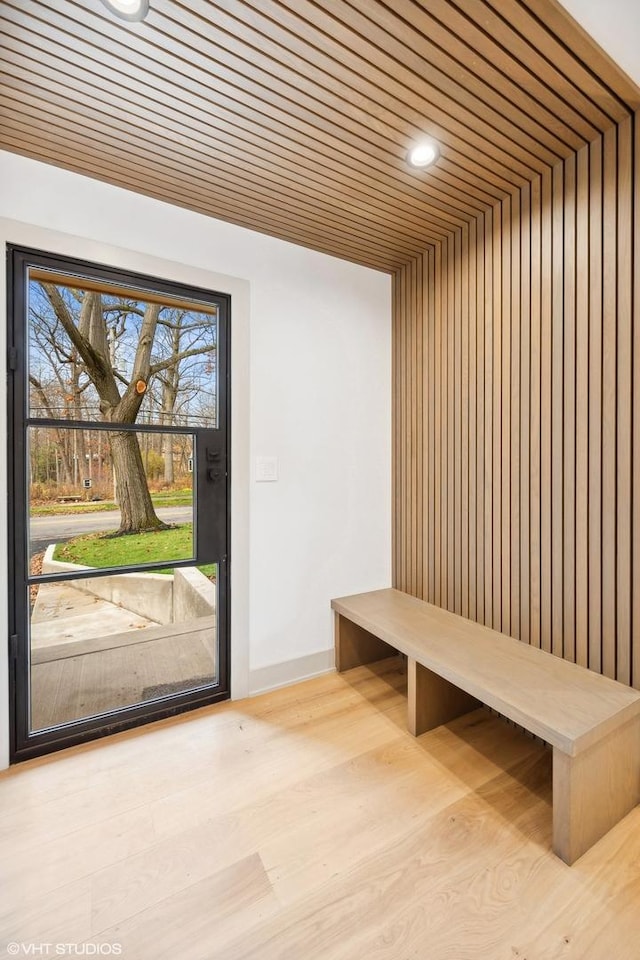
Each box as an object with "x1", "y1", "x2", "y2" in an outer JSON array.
[
  {"x1": 29, "y1": 578, "x2": 217, "y2": 730},
  {"x1": 31, "y1": 581, "x2": 157, "y2": 649},
  {"x1": 31, "y1": 569, "x2": 218, "y2": 730}
]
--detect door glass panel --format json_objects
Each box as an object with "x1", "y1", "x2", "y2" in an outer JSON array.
[
  {"x1": 9, "y1": 247, "x2": 229, "y2": 760},
  {"x1": 27, "y1": 272, "x2": 218, "y2": 428},
  {"x1": 28, "y1": 427, "x2": 195, "y2": 573},
  {"x1": 29, "y1": 565, "x2": 218, "y2": 731}
]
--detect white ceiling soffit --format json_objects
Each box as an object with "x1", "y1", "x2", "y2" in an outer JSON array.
[{"x1": 558, "y1": 0, "x2": 640, "y2": 89}]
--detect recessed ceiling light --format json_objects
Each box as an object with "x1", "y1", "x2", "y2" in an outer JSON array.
[
  {"x1": 100, "y1": 0, "x2": 149, "y2": 21},
  {"x1": 407, "y1": 141, "x2": 440, "y2": 169}
]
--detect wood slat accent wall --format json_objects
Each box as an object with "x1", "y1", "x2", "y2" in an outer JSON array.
[{"x1": 393, "y1": 111, "x2": 640, "y2": 689}]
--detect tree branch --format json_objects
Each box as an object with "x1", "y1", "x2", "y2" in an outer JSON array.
[
  {"x1": 29, "y1": 374, "x2": 56, "y2": 418},
  {"x1": 149, "y1": 344, "x2": 215, "y2": 376},
  {"x1": 40, "y1": 283, "x2": 121, "y2": 413},
  {"x1": 41, "y1": 284, "x2": 108, "y2": 379}
]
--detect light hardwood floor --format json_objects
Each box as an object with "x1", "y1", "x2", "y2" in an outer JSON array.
[{"x1": 1, "y1": 657, "x2": 640, "y2": 960}]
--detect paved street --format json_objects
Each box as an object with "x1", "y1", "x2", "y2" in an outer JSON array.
[{"x1": 30, "y1": 506, "x2": 193, "y2": 556}]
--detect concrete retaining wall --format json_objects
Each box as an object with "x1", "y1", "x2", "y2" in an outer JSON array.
[
  {"x1": 42, "y1": 545, "x2": 215, "y2": 624},
  {"x1": 173, "y1": 567, "x2": 216, "y2": 622}
]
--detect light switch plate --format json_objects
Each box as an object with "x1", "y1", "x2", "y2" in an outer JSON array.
[{"x1": 256, "y1": 455, "x2": 279, "y2": 482}]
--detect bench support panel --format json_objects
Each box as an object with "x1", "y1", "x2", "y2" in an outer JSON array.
[
  {"x1": 553, "y1": 715, "x2": 640, "y2": 865},
  {"x1": 407, "y1": 658, "x2": 480, "y2": 737},
  {"x1": 334, "y1": 612, "x2": 396, "y2": 672}
]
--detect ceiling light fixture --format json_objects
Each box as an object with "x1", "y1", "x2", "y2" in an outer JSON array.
[
  {"x1": 407, "y1": 140, "x2": 440, "y2": 169},
  {"x1": 100, "y1": 0, "x2": 149, "y2": 22}
]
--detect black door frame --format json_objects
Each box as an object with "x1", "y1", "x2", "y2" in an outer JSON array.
[{"x1": 7, "y1": 245, "x2": 231, "y2": 762}]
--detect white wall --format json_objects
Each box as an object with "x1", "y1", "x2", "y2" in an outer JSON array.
[
  {"x1": 558, "y1": 0, "x2": 640, "y2": 88},
  {"x1": 0, "y1": 151, "x2": 392, "y2": 768}
]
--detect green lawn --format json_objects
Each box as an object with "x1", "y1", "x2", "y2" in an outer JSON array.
[
  {"x1": 53, "y1": 523, "x2": 215, "y2": 577},
  {"x1": 32, "y1": 490, "x2": 193, "y2": 517}
]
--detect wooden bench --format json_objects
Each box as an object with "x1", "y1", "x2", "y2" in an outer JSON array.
[{"x1": 331, "y1": 588, "x2": 640, "y2": 865}]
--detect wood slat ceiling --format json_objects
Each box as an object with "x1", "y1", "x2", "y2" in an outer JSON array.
[{"x1": 1, "y1": 0, "x2": 638, "y2": 272}]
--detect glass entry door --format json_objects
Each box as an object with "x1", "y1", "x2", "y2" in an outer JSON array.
[{"x1": 8, "y1": 246, "x2": 230, "y2": 761}]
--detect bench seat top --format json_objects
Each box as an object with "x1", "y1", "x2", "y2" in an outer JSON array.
[{"x1": 331, "y1": 588, "x2": 640, "y2": 756}]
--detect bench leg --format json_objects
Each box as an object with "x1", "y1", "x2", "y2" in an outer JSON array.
[
  {"x1": 407, "y1": 658, "x2": 480, "y2": 736},
  {"x1": 553, "y1": 715, "x2": 640, "y2": 865},
  {"x1": 334, "y1": 612, "x2": 396, "y2": 672}
]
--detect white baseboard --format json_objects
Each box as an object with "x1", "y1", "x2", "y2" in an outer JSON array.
[{"x1": 248, "y1": 648, "x2": 335, "y2": 697}]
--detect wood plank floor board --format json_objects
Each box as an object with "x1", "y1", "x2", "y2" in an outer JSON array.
[
  {"x1": 0, "y1": 805, "x2": 156, "y2": 921},
  {"x1": 502, "y1": 808, "x2": 640, "y2": 960},
  {"x1": 149, "y1": 679, "x2": 408, "y2": 841},
  {"x1": 151, "y1": 705, "x2": 539, "y2": 862},
  {"x1": 218, "y1": 753, "x2": 556, "y2": 960},
  {"x1": 1, "y1": 663, "x2": 639, "y2": 959},
  {"x1": 260, "y1": 716, "x2": 546, "y2": 907},
  {"x1": 0, "y1": 667, "x2": 402, "y2": 853},
  {"x1": 332, "y1": 768, "x2": 557, "y2": 960},
  {"x1": 0, "y1": 877, "x2": 93, "y2": 951},
  {"x1": 93, "y1": 854, "x2": 280, "y2": 960},
  {"x1": 91, "y1": 684, "x2": 409, "y2": 931}
]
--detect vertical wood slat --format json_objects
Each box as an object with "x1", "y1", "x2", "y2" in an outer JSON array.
[
  {"x1": 501, "y1": 195, "x2": 511, "y2": 637},
  {"x1": 399, "y1": 262, "x2": 407, "y2": 592},
  {"x1": 602, "y1": 126, "x2": 617, "y2": 680},
  {"x1": 551, "y1": 162, "x2": 564, "y2": 660},
  {"x1": 575, "y1": 144, "x2": 590, "y2": 669},
  {"x1": 633, "y1": 113, "x2": 640, "y2": 691},
  {"x1": 391, "y1": 110, "x2": 639, "y2": 691},
  {"x1": 392, "y1": 267, "x2": 400, "y2": 589},
  {"x1": 396, "y1": 263, "x2": 403, "y2": 591},
  {"x1": 423, "y1": 250, "x2": 432, "y2": 604},
  {"x1": 441, "y1": 240, "x2": 449, "y2": 607},
  {"x1": 468, "y1": 219, "x2": 478, "y2": 623},
  {"x1": 616, "y1": 117, "x2": 632, "y2": 686},
  {"x1": 427, "y1": 248, "x2": 436, "y2": 605},
  {"x1": 519, "y1": 181, "x2": 531, "y2": 647},
  {"x1": 461, "y1": 224, "x2": 470, "y2": 620},
  {"x1": 454, "y1": 229, "x2": 463, "y2": 615},
  {"x1": 588, "y1": 136, "x2": 603, "y2": 676},
  {"x1": 493, "y1": 202, "x2": 502, "y2": 631},
  {"x1": 484, "y1": 208, "x2": 494, "y2": 628},
  {"x1": 409, "y1": 257, "x2": 416, "y2": 597},
  {"x1": 447, "y1": 234, "x2": 456, "y2": 611},
  {"x1": 510, "y1": 189, "x2": 521, "y2": 641},
  {"x1": 405, "y1": 260, "x2": 411, "y2": 594},
  {"x1": 476, "y1": 212, "x2": 485, "y2": 627},
  {"x1": 403, "y1": 258, "x2": 415, "y2": 591},
  {"x1": 563, "y1": 153, "x2": 577, "y2": 664},
  {"x1": 530, "y1": 175, "x2": 542, "y2": 650},
  {"x1": 434, "y1": 242, "x2": 442, "y2": 607},
  {"x1": 417, "y1": 254, "x2": 424, "y2": 601},
  {"x1": 411, "y1": 254, "x2": 424, "y2": 601},
  {"x1": 406, "y1": 258, "x2": 413, "y2": 597},
  {"x1": 540, "y1": 168, "x2": 553, "y2": 655}
]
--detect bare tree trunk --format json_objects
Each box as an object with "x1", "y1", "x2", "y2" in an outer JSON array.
[
  {"x1": 164, "y1": 438, "x2": 175, "y2": 484},
  {"x1": 162, "y1": 381, "x2": 177, "y2": 485},
  {"x1": 73, "y1": 374, "x2": 87, "y2": 484},
  {"x1": 110, "y1": 431, "x2": 167, "y2": 534},
  {"x1": 160, "y1": 338, "x2": 179, "y2": 485},
  {"x1": 57, "y1": 440, "x2": 73, "y2": 484}
]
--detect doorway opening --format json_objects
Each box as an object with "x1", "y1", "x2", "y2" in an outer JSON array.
[{"x1": 7, "y1": 245, "x2": 230, "y2": 761}]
